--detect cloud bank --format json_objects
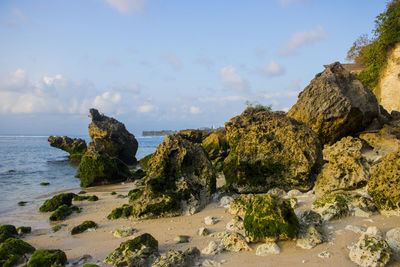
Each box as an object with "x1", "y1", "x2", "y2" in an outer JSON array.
[{"x1": 279, "y1": 26, "x2": 328, "y2": 56}]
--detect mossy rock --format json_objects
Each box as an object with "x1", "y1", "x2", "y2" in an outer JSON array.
[
  {"x1": 0, "y1": 225, "x2": 18, "y2": 244},
  {"x1": 110, "y1": 191, "x2": 117, "y2": 195},
  {"x1": 16, "y1": 226, "x2": 31, "y2": 235},
  {"x1": 40, "y1": 182, "x2": 50, "y2": 186},
  {"x1": 71, "y1": 221, "x2": 97, "y2": 235},
  {"x1": 77, "y1": 153, "x2": 131, "y2": 188},
  {"x1": 68, "y1": 153, "x2": 84, "y2": 165},
  {"x1": 39, "y1": 193, "x2": 76, "y2": 212},
  {"x1": 51, "y1": 224, "x2": 66, "y2": 233},
  {"x1": 27, "y1": 249, "x2": 67, "y2": 267},
  {"x1": 138, "y1": 153, "x2": 153, "y2": 170},
  {"x1": 104, "y1": 233, "x2": 158, "y2": 265},
  {"x1": 349, "y1": 234, "x2": 393, "y2": 267},
  {"x1": 244, "y1": 194, "x2": 299, "y2": 242},
  {"x1": 49, "y1": 205, "x2": 72, "y2": 221},
  {"x1": 0, "y1": 237, "x2": 35, "y2": 267},
  {"x1": 311, "y1": 193, "x2": 350, "y2": 221},
  {"x1": 73, "y1": 195, "x2": 98, "y2": 202},
  {"x1": 131, "y1": 169, "x2": 146, "y2": 180},
  {"x1": 228, "y1": 194, "x2": 254, "y2": 218},
  {"x1": 128, "y1": 188, "x2": 144, "y2": 202},
  {"x1": 18, "y1": 201, "x2": 27, "y2": 206},
  {"x1": 202, "y1": 128, "x2": 229, "y2": 172},
  {"x1": 107, "y1": 204, "x2": 133, "y2": 220},
  {"x1": 368, "y1": 149, "x2": 400, "y2": 214},
  {"x1": 83, "y1": 264, "x2": 99, "y2": 267}
]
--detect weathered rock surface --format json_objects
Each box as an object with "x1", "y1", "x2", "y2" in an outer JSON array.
[
  {"x1": 0, "y1": 237, "x2": 35, "y2": 267},
  {"x1": 314, "y1": 136, "x2": 370, "y2": 195},
  {"x1": 244, "y1": 194, "x2": 299, "y2": 242},
  {"x1": 288, "y1": 62, "x2": 380, "y2": 145},
  {"x1": 226, "y1": 216, "x2": 244, "y2": 232},
  {"x1": 368, "y1": 149, "x2": 400, "y2": 215},
  {"x1": 223, "y1": 107, "x2": 322, "y2": 193},
  {"x1": 296, "y1": 210, "x2": 324, "y2": 249},
  {"x1": 48, "y1": 136, "x2": 87, "y2": 163},
  {"x1": 386, "y1": 227, "x2": 400, "y2": 258},
  {"x1": 228, "y1": 194, "x2": 253, "y2": 218},
  {"x1": 201, "y1": 241, "x2": 223, "y2": 255},
  {"x1": 202, "y1": 129, "x2": 229, "y2": 172},
  {"x1": 177, "y1": 129, "x2": 210, "y2": 143},
  {"x1": 256, "y1": 242, "x2": 281, "y2": 256},
  {"x1": 220, "y1": 232, "x2": 251, "y2": 252},
  {"x1": 349, "y1": 234, "x2": 392, "y2": 267},
  {"x1": 152, "y1": 247, "x2": 200, "y2": 267}
]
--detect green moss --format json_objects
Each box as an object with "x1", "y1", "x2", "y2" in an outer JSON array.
[
  {"x1": 78, "y1": 191, "x2": 86, "y2": 194},
  {"x1": 0, "y1": 238, "x2": 35, "y2": 266},
  {"x1": 73, "y1": 195, "x2": 98, "y2": 202},
  {"x1": 51, "y1": 224, "x2": 67, "y2": 233},
  {"x1": 0, "y1": 225, "x2": 18, "y2": 244},
  {"x1": 16, "y1": 226, "x2": 31, "y2": 235},
  {"x1": 77, "y1": 154, "x2": 131, "y2": 188},
  {"x1": 83, "y1": 264, "x2": 99, "y2": 267},
  {"x1": 49, "y1": 205, "x2": 72, "y2": 221},
  {"x1": 110, "y1": 191, "x2": 117, "y2": 195},
  {"x1": 27, "y1": 249, "x2": 67, "y2": 267},
  {"x1": 128, "y1": 188, "x2": 143, "y2": 203},
  {"x1": 71, "y1": 221, "x2": 97, "y2": 235},
  {"x1": 69, "y1": 153, "x2": 84, "y2": 164},
  {"x1": 39, "y1": 193, "x2": 76, "y2": 212},
  {"x1": 107, "y1": 204, "x2": 132, "y2": 220},
  {"x1": 243, "y1": 194, "x2": 299, "y2": 242},
  {"x1": 40, "y1": 182, "x2": 50, "y2": 186},
  {"x1": 18, "y1": 201, "x2": 27, "y2": 206}
]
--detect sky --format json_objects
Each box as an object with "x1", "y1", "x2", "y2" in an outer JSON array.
[{"x1": 0, "y1": 0, "x2": 389, "y2": 136}]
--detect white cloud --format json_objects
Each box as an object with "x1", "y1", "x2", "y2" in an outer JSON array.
[
  {"x1": 106, "y1": 0, "x2": 149, "y2": 14},
  {"x1": 220, "y1": 66, "x2": 249, "y2": 92},
  {"x1": 137, "y1": 103, "x2": 156, "y2": 113},
  {"x1": 258, "y1": 60, "x2": 285, "y2": 77},
  {"x1": 189, "y1": 106, "x2": 202, "y2": 115},
  {"x1": 279, "y1": 26, "x2": 328, "y2": 56},
  {"x1": 92, "y1": 91, "x2": 122, "y2": 114},
  {"x1": 165, "y1": 53, "x2": 181, "y2": 70},
  {"x1": 0, "y1": 69, "x2": 29, "y2": 92},
  {"x1": 279, "y1": 0, "x2": 310, "y2": 7}
]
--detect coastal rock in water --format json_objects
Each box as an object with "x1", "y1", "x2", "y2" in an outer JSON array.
[
  {"x1": 244, "y1": 194, "x2": 299, "y2": 242},
  {"x1": 27, "y1": 249, "x2": 67, "y2": 267},
  {"x1": 368, "y1": 149, "x2": 400, "y2": 215},
  {"x1": 314, "y1": 136, "x2": 370, "y2": 195},
  {"x1": 152, "y1": 247, "x2": 200, "y2": 267},
  {"x1": 104, "y1": 233, "x2": 159, "y2": 267},
  {"x1": 126, "y1": 133, "x2": 216, "y2": 219},
  {"x1": 0, "y1": 237, "x2": 35, "y2": 267},
  {"x1": 256, "y1": 242, "x2": 281, "y2": 256},
  {"x1": 48, "y1": 136, "x2": 87, "y2": 163},
  {"x1": 87, "y1": 108, "x2": 138, "y2": 165},
  {"x1": 0, "y1": 224, "x2": 18, "y2": 244},
  {"x1": 224, "y1": 107, "x2": 322, "y2": 193},
  {"x1": 288, "y1": 62, "x2": 380, "y2": 145},
  {"x1": 202, "y1": 129, "x2": 229, "y2": 172},
  {"x1": 349, "y1": 234, "x2": 392, "y2": 267}
]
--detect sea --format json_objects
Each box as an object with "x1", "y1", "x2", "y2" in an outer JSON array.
[{"x1": 0, "y1": 135, "x2": 165, "y2": 215}]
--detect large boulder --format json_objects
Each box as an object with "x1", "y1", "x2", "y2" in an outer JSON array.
[
  {"x1": 0, "y1": 238, "x2": 35, "y2": 267},
  {"x1": 368, "y1": 149, "x2": 400, "y2": 215},
  {"x1": 288, "y1": 62, "x2": 380, "y2": 145},
  {"x1": 88, "y1": 108, "x2": 138, "y2": 165},
  {"x1": 48, "y1": 136, "x2": 87, "y2": 163},
  {"x1": 202, "y1": 128, "x2": 229, "y2": 172},
  {"x1": 314, "y1": 136, "x2": 370, "y2": 195},
  {"x1": 223, "y1": 107, "x2": 322, "y2": 193}
]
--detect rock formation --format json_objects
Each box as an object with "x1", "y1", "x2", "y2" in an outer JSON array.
[
  {"x1": 48, "y1": 136, "x2": 87, "y2": 163},
  {"x1": 223, "y1": 107, "x2": 322, "y2": 193},
  {"x1": 202, "y1": 128, "x2": 229, "y2": 173},
  {"x1": 288, "y1": 62, "x2": 380, "y2": 144}
]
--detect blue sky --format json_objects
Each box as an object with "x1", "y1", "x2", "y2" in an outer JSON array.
[{"x1": 0, "y1": 0, "x2": 388, "y2": 136}]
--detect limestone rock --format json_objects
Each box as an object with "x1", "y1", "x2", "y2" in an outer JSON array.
[
  {"x1": 368, "y1": 149, "x2": 400, "y2": 215},
  {"x1": 221, "y1": 232, "x2": 251, "y2": 252},
  {"x1": 386, "y1": 227, "x2": 400, "y2": 258},
  {"x1": 318, "y1": 251, "x2": 332, "y2": 259},
  {"x1": 204, "y1": 216, "x2": 218, "y2": 226},
  {"x1": 256, "y1": 242, "x2": 281, "y2": 256},
  {"x1": 202, "y1": 128, "x2": 229, "y2": 172},
  {"x1": 288, "y1": 62, "x2": 380, "y2": 145},
  {"x1": 349, "y1": 234, "x2": 392, "y2": 267},
  {"x1": 314, "y1": 136, "x2": 370, "y2": 195},
  {"x1": 48, "y1": 136, "x2": 87, "y2": 163},
  {"x1": 218, "y1": 196, "x2": 233, "y2": 208},
  {"x1": 201, "y1": 241, "x2": 223, "y2": 255},
  {"x1": 296, "y1": 224, "x2": 324, "y2": 249},
  {"x1": 224, "y1": 108, "x2": 322, "y2": 193},
  {"x1": 287, "y1": 189, "x2": 302, "y2": 197},
  {"x1": 152, "y1": 247, "x2": 200, "y2": 267},
  {"x1": 244, "y1": 194, "x2": 299, "y2": 242},
  {"x1": 177, "y1": 129, "x2": 210, "y2": 143},
  {"x1": 113, "y1": 227, "x2": 137, "y2": 238},
  {"x1": 225, "y1": 216, "x2": 244, "y2": 232},
  {"x1": 197, "y1": 227, "x2": 209, "y2": 236},
  {"x1": 228, "y1": 194, "x2": 253, "y2": 218},
  {"x1": 366, "y1": 226, "x2": 383, "y2": 239}
]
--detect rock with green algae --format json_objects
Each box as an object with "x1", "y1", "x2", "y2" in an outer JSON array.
[
  {"x1": 349, "y1": 234, "x2": 392, "y2": 267},
  {"x1": 51, "y1": 224, "x2": 67, "y2": 233},
  {"x1": 83, "y1": 264, "x2": 99, "y2": 267},
  {"x1": 228, "y1": 194, "x2": 254, "y2": 218},
  {"x1": 49, "y1": 204, "x2": 72, "y2": 221},
  {"x1": 104, "y1": 233, "x2": 159, "y2": 266},
  {"x1": 152, "y1": 247, "x2": 200, "y2": 267},
  {"x1": 0, "y1": 237, "x2": 35, "y2": 267},
  {"x1": 71, "y1": 221, "x2": 97, "y2": 235},
  {"x1": 39, "y1": 193, "x2": 76, "y2": 212},
  {"x1": 202, "y1": 128, "x2": 229, "y2": 172},
  {"x1": 368, "y1": 149, "x2": 400, "y2": 215},
  {"x1": 0, "y1": 225, "x2": 18, "y2": 244},
  {"x1": 27, "y1": 249, "x2": 67, "y2": 267},
  {"x1": 73, "y1": 195, "x2": 99, "y2": 201},
  {"x1": 243, "y1": 194, "x2": 299, "y2": 242},
  {"x1": 48, "y1": 136, "x2": 87, "y2": 164},
  {"x1": 16, "y1": 226, "x2": 31, "y2": 235},
  {"x1": 223, "y1": 107, "x2": 322, "y2": 193}
]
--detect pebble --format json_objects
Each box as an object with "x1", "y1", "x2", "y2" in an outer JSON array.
[
  {"x1": 204, "y1": 216, "x2": 218, "y2": 225},
  {"x1": 318, "y1": 251, "x2": 332, "y2": 259},
  {"x1": 197, "y1": 227, "x2": 210, "y2": 236}
]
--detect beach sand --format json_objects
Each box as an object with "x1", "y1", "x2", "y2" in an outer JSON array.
[{"x1": 1, "y1": 182, "x2": 400, "y2": 267}]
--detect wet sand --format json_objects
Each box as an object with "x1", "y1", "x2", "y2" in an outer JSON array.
[{"x1": 1, "y1": 182, "x2": 399, "y2": 267}]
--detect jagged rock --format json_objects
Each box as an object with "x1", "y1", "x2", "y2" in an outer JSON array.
[
  {"x1": 386, "y1": 227, "x2": 400, "y2": 258},
  {"x1": 296, "y1": 210, "x2": 324, "y2": 249},
  {"x1": 0, "y1": 224, "x2": 18, "y2": 244},
  {"x1": 288, "y1": 62, "x2": 380, "y2": 145},
  {"x1": 27, "y1": 249, "x2": 67, "y2": 267},
  {"x1": 314, "y1": 136, "x2": 370, "y2": 195},
  {"x1": 226, "y1": 216, "x2": 244, "y2": 232},
  {"x1": 48, "y1": 136, "x2": 87, "y2": 163},
  {"x1": 177, "y1": 129, "x2": 210, "y2": 143},
  {"x1": 298, "y1": 210, "x2": 323, "y2": 228},
  {"x1": 113, "y1": 227, "x2": 137, "y2": 238},
  {"x1": 218, "y1": 196, "x2": 233, "y2": 208},
  {"x1": 152, "y1": 247, "x2": 200, "y2": 267},
  {"x1": 0, "y1": 237, "x2": 35, "y2": 267},
  {"x1": 104, "y1": 233, "x2": 159, "y2": 267},
  {"x1": 221, "y1": 232, "x2": 251, "y2": 252},
  {"x1": 201, "y1": 241, "x2": 223, "y2": 255},
  {"x1": 228, "y1": 194, "x2": 253, "y2": 218},
  {"x1": 120, "y1": 133, "x2": 216, "y2": 220},
  {"x1": 244, "y1": 194, "x2": 299, "y2": 242},
  {"x1": 256, "y1": 242, "x2": 281, "y2": 256},
  {"x1": 368, "y1": 149, "x2": 400, "y2": 215},
  {"x1": 202, "y1": 129, "x2": 229, "y2": 172},
  {"x1": 204, "y1": 216, "x2": 218, "y2": 226},
  {"x1": 349, "y1": 234, "x2": 392, "y2": 267},
  {"x1": 223, "y1": 108, "x2": 322, "y2": 193},
  {"x1": 197, "y1": 227, "x2": 209, "y2": 236}
]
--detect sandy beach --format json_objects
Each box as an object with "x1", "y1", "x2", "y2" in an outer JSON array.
[{"x1": 1, "y1": 181, "x2": 399, "y2": 267}]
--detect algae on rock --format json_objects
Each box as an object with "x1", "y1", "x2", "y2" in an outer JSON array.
[
  {"x1": 0, "y1": 225, "x2": 18, "y2": 244},
  {"x1": 0, "y1": 237, "x2": 35, "y2": 267},
  {"x1": 48, "y1": 136, "x2": 86, "y2": 164},
  {"x1": 39, "y1": 193, "x2": 76, "y2": 212},
  {"x1": 27, "y1": 249, "x2": 67, "y2": 267},
  {"x1": 202, "y1": 128, "x2": 229, "y2": 172}
]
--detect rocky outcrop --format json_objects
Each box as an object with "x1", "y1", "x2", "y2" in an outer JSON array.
[
  {"x1": 48, "y1": 136, "x2": 87, "y2": 163},
  {"x1": 202, "y1": 129, "x2": 229, "y2": 172},
  {"x1": 314, "y1": 136, "x2": 370, "y2": 195},
  {"x1": 349, "y1": 233, "x2": 392, "y2": 267},
  {"x1": 77, "y1": 109, "x2": 137, "y2": 187},
  {"x1": 177, "y1": 129, "x2": 210, "y2": 143},
  {"x1": 223, "y1": 107, "x2": 322, "y2": 193},
  {"x1": 288, "y1": 62, "x2": 380, "y2": 145}
]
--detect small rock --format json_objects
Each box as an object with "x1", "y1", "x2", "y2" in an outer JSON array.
[
  {"x1": 221, "y1": 232, "x2": 251, "y2": 252},
  {"x1": 349, "y1": 234, "x2": 392, "y2": 267},
  {"x1": 220, "y1": 259, "x2": 227, "y2": 264},
  {"x1": 345, "y1": 225, "x2": 366, "y2": 234},
  {"x1": 201, "y1": 241, "x2": 223, "y2": 255},
  {"x1": 173, "y1": 235, "x2": 191, "y2": 243},
  {"x1": 267, "y1": 188, "x2": 286, "y2": 197},
  {"x1": 225, "y1": 216, "x2": 244, "y2": 232},
  {"x1": 366, "y1": 226, "x2": 383, "y2": 238},
  {"x1": 70, "y1": 254, "x2": 92, "y2": 266},
  {"x1": 386, "y1": 227, "x2": 400, "y2": 258},
  {"x1": 219, "y1": 196, "x2": 233, "y2": 208},
  {"x1": 113, "y1": 227, "x2": 137, "y2": 238},
  {"x1": 354, "y1": 208, "x2": 372, "y2": 218},
  {"x1": 296, "y1": 225, "x2": 324, "y2": 249},
  {"x1": 202, "y1": 259, "x2": 221, "y2": 267},
  {"x1": 256, "y1": 242, "x2": 281, "y2": 256},
  {"x1": 318, "y1": 251, "x2": 332, "y2": 259},
  {"x1": 197, "y1": 227, "x2": 210, "y2": 236},
  {"x1": 302, "y1": 259, "x2": 308, "y2": 263},
  {"x1": 204, "y1": 216, "x2": 218, "y2": 226},
  {"x1": 287, "y1": 189, "x2": 302, "y2": 197}
]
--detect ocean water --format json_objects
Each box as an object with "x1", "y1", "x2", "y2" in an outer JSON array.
[{"x1": 0, "y1": 135, "x2": 165, "y2": 214}]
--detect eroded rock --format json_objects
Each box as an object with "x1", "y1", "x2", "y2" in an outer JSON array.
[{"x1": 349, "y1": 234, "x2": 392, "y2": 267}]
